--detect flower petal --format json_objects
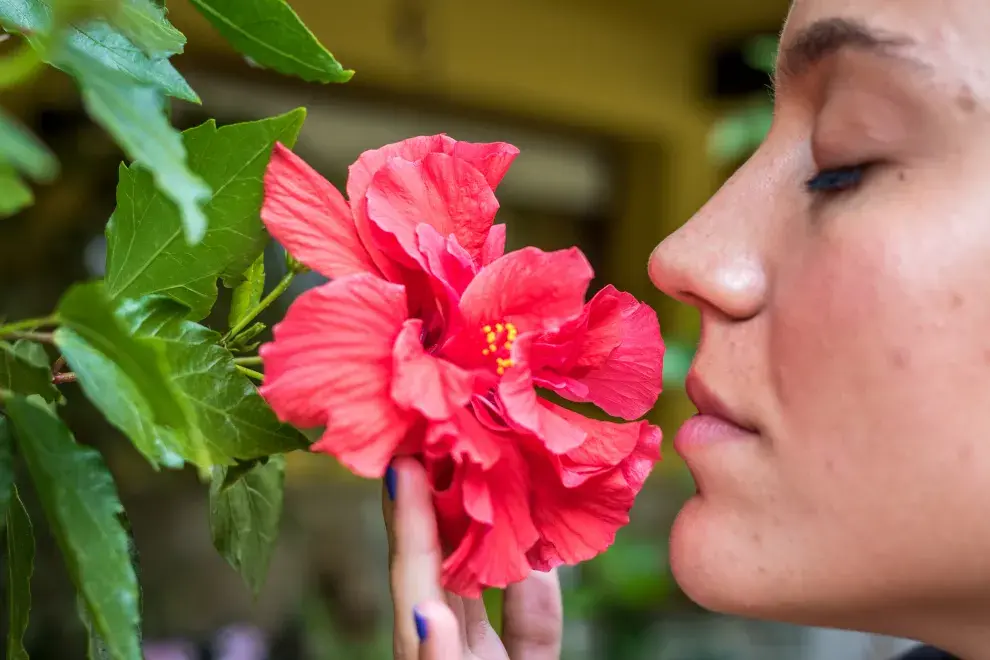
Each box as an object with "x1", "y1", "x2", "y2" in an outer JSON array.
[
  {"x1": 457, "y1": 247, "x2": 593, "y2": 334},
  {"x1": 524, "y1": 414, "x2": 660, "y2": 570},
  {"x1": 416, "y1": 224, "x2": 477, "y2": 319},
  {"x1": 536, "y1": 286, "x2": 665, "y2": 420},
  {"x1": 449, "y1": 140, "x2": 520, "y2": 190},
  {"x1": 259, "y1": 275, "x2": 414, "y2": 477},
  {"x1": 425, "y1": 406, "x2": 503, "y2": 469},
  {"x1": 262, "y1": 143, "x2": 379, "y2": 279},
  {"x1": 392, "y1": 319, "x2": 475, "y2": 421},
  {"x1": 365, "y1": 153, "x2": 500, "y2": 267},
  {"x1": 481, "y1": 223, "x2": 506, "y2": 265},
  {"x1": 439, "y1": 448, "x2": 538, "y2": 597},
  {"x1": 498, "y1": 335, "x2": 587, "y2": 453},
  {"x1": 544, "y1": 400, "x2": 661, "y2": 487}
]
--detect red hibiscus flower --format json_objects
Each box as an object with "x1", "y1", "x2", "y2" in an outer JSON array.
[{"x1": 258, "y1": 136, "x2": 665, "y2": 597}]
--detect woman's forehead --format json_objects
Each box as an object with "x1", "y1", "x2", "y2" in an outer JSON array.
[{"x1": 783, "y1": 0, "x2": 990, "y2": 97}]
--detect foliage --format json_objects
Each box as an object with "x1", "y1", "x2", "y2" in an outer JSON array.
[
  {"x1": 0, "y1": 0, "x2": 350, "y2": 656},
  {"x1": 707, "y1": 34, "x2": 777, "y2": 167}
]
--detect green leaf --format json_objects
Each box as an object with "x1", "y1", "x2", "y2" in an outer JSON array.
[
  {"x1": 5, "y1": 395, "x2": 141, "y2": 660},
  {"x1": 0, "y1": 2, "x2": 198, "y2": 103},
  {"x1": 113, "y1": 0, "x2": 187, "y2": 59},
  {"x1": 210, "y1": 453, "x2": 286, "y2": 596},
  {"x1": 0, "y1": 417, "x2": 13, "y2": 529},
  {"x1": 0, "y1": 107, "x2": 58, "y2": 182},
  {"x1": 54, "y1": 282, "x2": 210, "y2": 469},
  {"x1": 188, "y1": 0, "x2": 353, "y2": 83},
  {"x1": 228, "y1": 252, "x2": 265, "y2": 328},
  {"x1": 5, "y1": 484, "x2": 34, "y2": 660},
  {"x1": 0, "y1": 166, "x2": 34, "y2": 218},
  {"x1": 0, "y1": 0, "x2": 209, "y2": 244},
  {"x1": 0, "y1": 340, "x2": 59, "y2": 402},
  {"x1": 105, "y1": 109, "x2": 306, "y2": 319},
  {"x1": 122, "y1": 296, "x2": 306, "y2": 459},
  {"x1": 70, "y1": 58, "x2": 210, "y2": 244}
]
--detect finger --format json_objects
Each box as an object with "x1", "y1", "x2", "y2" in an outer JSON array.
[
  {"x1": 414, "y1": 601, "x2": 462, "y2": 660},
  {"x1": 461, "y1": 597, "x2": 506, "y2": 658},
  {"x1": 387, "y1": 458, "x2": 447, "y2": 659},
  {"x1": 502, "y1": 570, "x2": 563, "y2": 660}
]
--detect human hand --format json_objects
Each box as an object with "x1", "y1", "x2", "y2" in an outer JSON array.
[{"x1": 383, "y1": 458, "x2": 564, "y2": 660}]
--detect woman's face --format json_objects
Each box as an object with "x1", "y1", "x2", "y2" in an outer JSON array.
[{"x1": 650, "y1": 0, "x2": 990, "y2": 647}]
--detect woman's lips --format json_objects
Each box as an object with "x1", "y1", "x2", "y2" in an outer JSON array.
[{"x1": 673, "y1": 413, "x2": 755, "y2": 456}]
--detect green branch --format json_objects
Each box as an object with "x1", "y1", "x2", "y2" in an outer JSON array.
[
  {"x1": 0, "y1": 315, "x2": 59, "y2": 338},
  {"x1": 236, "y1": 365, "x2": 264, "y2": 382},
  {"x1": 223, "y1": 271, "x2": 295, "y2": 343}
]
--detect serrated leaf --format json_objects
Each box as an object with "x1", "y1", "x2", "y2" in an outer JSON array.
[
  {"x1": 0, "y1": 0, "x2": 209, "y2": 243},
  {"x1": 113, "y1": 0, "x2": 186, "y2": 59},
  {"x1": 0, "y1": 1, "x2": 199, "y2": 103},
  {"x1": 188, "y1": 0, "x2": 353, "y2": 84},
  {"x1": 0, "y1": 340, "x2": 59, "y2": 402},
  {"x1": 0, "y1": 166, "x2": 33, "y2": 217},
  {"x1": 54, "y1": 282, "x2": 211, "y2": 469},
  {"x1": 71, "y1": 58, "x2": 210, "y2": 243},
  {"x1": 0, "y1": 107, "x2": 58, "y2": 182},
  {"x1": 228, "y1": 252, "x2": 265, "y2": 328},
  {"x1": 5, "y1": 395, "x2": 141, "y2": 660},
  {"x1": 0, "y1": 417, "x2": 13, "y2": 529},
  {"x1": 105, "y1": 109, "x2": 306, "y2": 319},
  {"x1": 210, "y1": 453, "x2": 285, "y2": 596},
  {"x1": 6, "y1": 484, "x2": 34, "y2": 660},
  {"x1": 122, "y1": 296, "x2": 306, "y2": 459}
]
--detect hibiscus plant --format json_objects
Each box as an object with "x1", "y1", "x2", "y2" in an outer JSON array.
[{"x1": 0, "y1": 0, "x2": 666, "y2": 658}]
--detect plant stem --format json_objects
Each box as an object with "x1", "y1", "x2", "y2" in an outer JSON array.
[
  {"x1": 0, "y1": 315, "x2": 58, "y2": 338},
  {"x1": 52, "y1": 356, "x2": 66, "y2": 375},
  {"x1": 53, "y1": 372, "x2": 76, "y2": 385},
  {"x1": 233, "y1": 356, "x2": 263, "y2": 366},
  {"x1": 223, "y1": 272, "x2": 295, "y2": 344},
  {"x1": 6, "y1": 331, "x2": 54, "y2": 344},
  {"x1": 236, "y1": 365, "x2": 264, "y2": 381}
]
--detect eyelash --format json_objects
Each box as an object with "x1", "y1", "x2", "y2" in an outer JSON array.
[{"x1": 805, "y1": 165, "x2": 868, "y2": 194}]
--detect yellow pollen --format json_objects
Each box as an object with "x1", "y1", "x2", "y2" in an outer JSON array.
[{"x1": 480, "y1": 321, "x2": 517, "y2": 374}]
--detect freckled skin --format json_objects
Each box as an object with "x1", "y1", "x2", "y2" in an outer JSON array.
[{"x1": 649, "y1": 1, "x2": 990, "y2": 657}]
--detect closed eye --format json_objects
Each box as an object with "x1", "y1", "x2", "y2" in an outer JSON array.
[{"x1": 805, "y1": 165, "x2": 867, "y2": 193}]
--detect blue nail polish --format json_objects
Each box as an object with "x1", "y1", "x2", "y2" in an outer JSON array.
[
  {"x1": 413, "y1": 608, "x2": 428, "y2": 642},
  {"x1": 385, "y1": 464, "x2": 397, "y2": 501}
]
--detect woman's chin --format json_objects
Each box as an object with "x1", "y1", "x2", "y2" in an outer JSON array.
[{"x1": 668, "y1": 494, "x2": 804, "y2": 622}]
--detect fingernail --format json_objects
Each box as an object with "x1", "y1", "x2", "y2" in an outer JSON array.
[
  {"x1": 385, "y1": 464, "x2": 397, "y2": 501},
  {"x1": 413, "y1": 607, "x2": 428, "y2": 643}
]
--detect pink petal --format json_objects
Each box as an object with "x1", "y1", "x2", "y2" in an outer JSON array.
[
  {"x1": 457, "y1": 247, "x2": 593, "y2": 334},
  {"x1": 480, "y1": 223, "x2": 506, "y2": 266},
  {"x1": 416, "y1": 224, "x2": 477, "y2": 318},
  {"x1": 537, "y1": 286, "x2": 665, "y2": 420},
  {"x1": 259, "y1": 275, "x2": 414, "y2": 478},
  {"x1": 365, "y1": 153, "x2": 499, "y2": 267},
  {"x1": 545, "y1": 400, "x2": 661, "y2": 487},
  {"x1": 498, "y1": 336, "x2": 586, "y2": 453},
  {"x1": 425, "y1": 406, "x2": 503, "y2": 469},
  {"x1": 449, "y1": 140, "x2": 520, "y2": 190},
  {"x1": 262, "y1": 143, "x2": 379, "y2": 279},
  {"x1": 439, "y1": 448, "x2": 538, "y2": 597},
  {"x1": 348, "y1": 136, "x2": 452, "y2": 280},
  {"x1": 391, "y1": 319, "x2": 475, "y2": 421}
]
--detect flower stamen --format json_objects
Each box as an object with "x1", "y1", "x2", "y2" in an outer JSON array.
[{"x1": 480, "y1": 321, "x2": 517, "y2": 375}]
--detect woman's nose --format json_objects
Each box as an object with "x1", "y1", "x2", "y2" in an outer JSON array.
[{"x1": 648, "y1": 166, "x2": 770, "y2": 321}]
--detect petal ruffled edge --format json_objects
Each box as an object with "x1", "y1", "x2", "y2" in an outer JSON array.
[{"x1": 262, "y1": 143, "x2": 379, "y2": 279}]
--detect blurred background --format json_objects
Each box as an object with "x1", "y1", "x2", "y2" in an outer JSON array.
[{"x1": 0, "y1": 0, "x2": 922, "y2": 658}]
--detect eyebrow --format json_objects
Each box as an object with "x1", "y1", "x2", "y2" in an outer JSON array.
[{"x1": 775, "y1": 17, "x2": 917, "y2": 87}]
